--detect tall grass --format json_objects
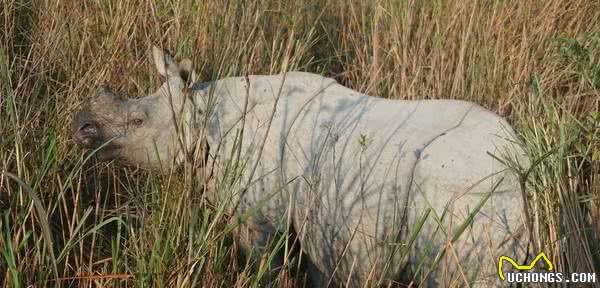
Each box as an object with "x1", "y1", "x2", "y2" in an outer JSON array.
[{"x1": 1, "y1": 0, "x2": 598, "y2": 287}]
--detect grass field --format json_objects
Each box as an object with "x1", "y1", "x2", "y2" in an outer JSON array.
[{"x1": 1, "y1": 0, "x2": 599, "y2": 287}]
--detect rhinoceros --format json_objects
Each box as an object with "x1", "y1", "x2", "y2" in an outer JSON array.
[{"x1": 73, "y1": 47, "x2": 530, "y2": 287}]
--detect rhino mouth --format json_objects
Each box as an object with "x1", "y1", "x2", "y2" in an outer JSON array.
[
  {"x1": 73, "y1": 134, "x2": 123, "y2": 160},
  {"x1": 93, "y1": 145, "x2": 122, "y2": 161}
]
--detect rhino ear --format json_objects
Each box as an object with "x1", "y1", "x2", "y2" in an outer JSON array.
[
  {"x1": 179, "y1": 58, "x2": 197, "y2": 86},
  {"x1": 152, "y1": 46, "x2": 181, "y2": 79}
]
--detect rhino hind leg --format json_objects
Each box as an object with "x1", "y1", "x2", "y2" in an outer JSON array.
[{"x1": 408, "y1": 125, "x2": 529, "y2": 287}]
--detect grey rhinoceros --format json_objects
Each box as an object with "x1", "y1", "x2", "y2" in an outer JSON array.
[{"x1": 73, "y1": 47, "x2": 530, "y2": 287}]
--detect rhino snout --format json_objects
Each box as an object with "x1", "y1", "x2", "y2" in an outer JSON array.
[{"x1": 73, "y1": 120, "x2": 100, "y2": 147}]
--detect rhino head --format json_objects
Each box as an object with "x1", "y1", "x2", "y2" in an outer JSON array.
[{"x1": 72, "y1": 47, "x2": 199, "y2": 169}]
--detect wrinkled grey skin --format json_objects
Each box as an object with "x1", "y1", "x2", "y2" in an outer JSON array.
[{"x1": 73, "y1": 47, "x2": 530, "y2": 287}]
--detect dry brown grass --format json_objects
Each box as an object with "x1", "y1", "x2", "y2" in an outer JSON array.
[{"x1": 1, "y1": 0, "x2": 598, "y2": 287}]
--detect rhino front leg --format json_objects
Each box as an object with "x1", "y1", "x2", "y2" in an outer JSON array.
[
  {"x1": 300, "y1": 256, "x2": 326, "y2": 288},
  {"x1": 235, "y1": 216, "x2": 285, "y2": 286}
]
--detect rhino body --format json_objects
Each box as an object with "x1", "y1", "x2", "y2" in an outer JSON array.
[{"x1": 73, "y1": 48, "x2": 529, "y2": 287}]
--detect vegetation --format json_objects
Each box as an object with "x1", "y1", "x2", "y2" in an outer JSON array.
[{"x1": 1, "y1": 0, "x2": 598, "y2": 287}]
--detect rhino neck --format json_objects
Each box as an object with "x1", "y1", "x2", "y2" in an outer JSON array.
[{"x1": 191, "y1": 77, "x2": 256, "y2": 153}]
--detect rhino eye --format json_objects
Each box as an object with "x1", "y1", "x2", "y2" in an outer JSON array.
[{"x1": 131, "y1": 118, "x2": 144, "y2": 126}]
